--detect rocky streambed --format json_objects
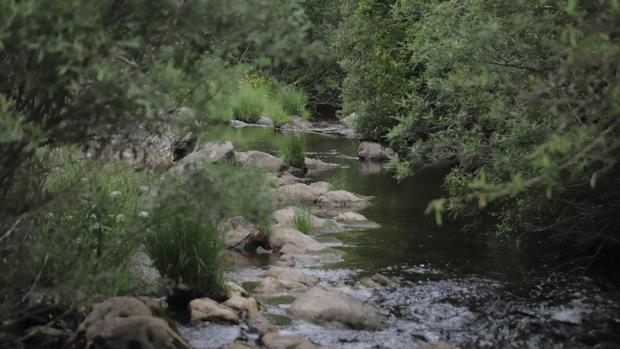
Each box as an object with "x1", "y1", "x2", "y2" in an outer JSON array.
[
  {"x1": 173, "y1": 123, "x2": 620, "y2": 349},
  {"x1": 68, "y1": 120, "x2": 620, "y2": 349}
]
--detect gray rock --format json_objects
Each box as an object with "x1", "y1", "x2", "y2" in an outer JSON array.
[
  {"x1": 256, "y1": 117, "x2": 274, "y2": 127},
  {"x1": 289, "y1": 287, "x2": 387, "y2": 330},
  {"x1": 268, "y1": 227, "x2": 326, "y2": 253},
  {"x1": 231, "y1": 120, "x2": 249, "y2": 128},
  {"x1": 273, "y1": 207, "x2": 326, "y2": 230},
  {"x1": 261, "y1": 332, "x2": 325, "y2": 349},
  {"x1": 357, "y1": 141, "x2": 394, "y2": 161},
  {"x1": 73, "y1": 297, "x2": 190, "y2": 349},
  {"x1": 189, "y1": 298, "x2": 239, "y2": 323},
  {"x1": 235, "y1": 151, "x2": 283, "y2": 172},
  {"x1": 223, "y1": 216, "x2": 261, "y2": 251}
]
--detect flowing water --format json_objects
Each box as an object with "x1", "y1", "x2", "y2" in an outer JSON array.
[{"x1": 183, "y1": 123, "x2": 620, "y2": 349}]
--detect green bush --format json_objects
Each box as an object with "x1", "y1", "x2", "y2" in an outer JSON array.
[
  {"x1": 1, "y1": 148, "x2": 150, "y2": 308},
  {"x1": 232, "y1": 85, "x2": 268, "y2": 123},
  {"x1": 145, "y1": 164, "x2": 275, "y2": 298},
  {"x1": 282, "y1": 133, "x2": 306, "y2": 168},
  {"x1": 293, "y1": 208, "x2": 313, "y2": 234},
  {"x1": 277, "y1": 86, "x2": 310, "y2": 119},
  {"x1": 266, "y1": 102, "x2": 293, "y2": 128}
]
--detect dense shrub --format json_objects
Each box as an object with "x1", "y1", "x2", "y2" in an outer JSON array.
[
  {"x1": 0, "y1": 148, "x2": 151, "y2": 312},
  {"x1": 277, "y1": 86, "x2": 310, "y2": 119},
  {"x1": 145, "y1": 165, "x2": 275, "y2": 298},
  {"x1": 232, "y1": 85, "x2": 269, "y2": 123},
  {"x1": 337, "y1": 0, "x2": 620, "y2": 261}
]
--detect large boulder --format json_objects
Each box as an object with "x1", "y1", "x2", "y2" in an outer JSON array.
[
  {"x1": 357, "y1": 141, "x2": 394, "y2": 161},
  {"x1": 256, "y1": 117, "x2": 274, "y2": 127},
  {"x1": 223, "y1": 216, "x2": 261, "y2": 251},
  {"x1": 316, "y1": 190, "x2": 371, "y2": 209},
  {"x1": 235, "y1": 151, "x2": 283, "y2": 172},
  {"x1": 165, "y1": 140, "x2": 234, "y2": 177},
  {"x1": 289, "y1": 287, "x2": 387, "y2": 330},
  {"x1": 73, "y1": 297, "x2": 189, "y2": 349},
  {"x1": 304, "y1": 157, "x2": 338, "y2": 172},
  {"x1": 268, "y1": 227, "x2": 326, "y2": 253},
  {"x1": 275, "y1": 183, "x2": 327, "y2": 203},
  {"x1": 189, "y1": 298, "x2": 239, "y2": 323}
]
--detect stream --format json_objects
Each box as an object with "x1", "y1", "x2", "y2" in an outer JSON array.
[{"x1": 180, "y1": 122, "x2": 620, "y2": 349}]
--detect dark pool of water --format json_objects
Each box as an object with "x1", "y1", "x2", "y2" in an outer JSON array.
[{"x1": 201, "y1": 124, "x2": 620, "y2": 349}]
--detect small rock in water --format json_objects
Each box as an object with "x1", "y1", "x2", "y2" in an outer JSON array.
[
  {"x1": 261, "y1": 332, "x2": 325, "y2": 349},
  {"x1": 289, "y1": 287, "x2": 387, "y2": 330},
  {"x1": 189, "y1": 298, "x2": 239, "y2": 324}
]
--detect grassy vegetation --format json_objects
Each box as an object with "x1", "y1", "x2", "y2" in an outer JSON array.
[
  {"x1": 1, "y1": 148, "x2": 151, "y2": 310},
  {"x1": 265, "y1": 102, "x2": 293, "y2": 128},
  {"x1": 232, "y1": 84, "x2": 268, "y2": 123},
  {"x1": 145, "y1": 164, "x2": 275, "y2": 299},
  {"x1": 282, "y1": 132, "x2": 306, "y2": 168},
  {"x1": 277, "y1": 86, "x2": 309, "y2": 120},
  {"x1": 293, "y1": 208, "x2": 313, "y2": 234}
]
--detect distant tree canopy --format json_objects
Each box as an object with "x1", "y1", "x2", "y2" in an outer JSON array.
[
  {"x1": 0, "y1": 0, "x2": 312, "y2": 196},
  {"x1": 338, "y1": 0, "x2": 620, "y2": 254}
]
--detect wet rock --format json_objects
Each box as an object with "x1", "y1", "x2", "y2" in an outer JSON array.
[
  {"x1": 417, "y1": 342, "x2": 460, "y2": 349},
  {"x1": 261, "y1": 332, "x2": 325, "y2": 349},
  {"x1": 235, "y1": 151, "x2": 283, "y2": 172},
  {"x1": 335, "y1": 211, "x2": 368, "y2": 223},
  {"x1": 73, "y1": 297, "x2": 189, "y2": 349},
  {"x1": 86, "y1": 316, "x2": 189, "y2": 349},
  {"x1": 247, "y1": 309, "x2": 278, "y2": 334},
  {"x1": 276, "y1": 183, "x2": 327, "y2": 203},
  {"x1": 231, "y1": 120, "x2": 248, "y2": 128},
  {"x1": 358, "y1": 141, "x2": 394, "y2": 161},
  {"x1": 255, "y1": 267, "x2": 319, "y2": 294},
  {"x1": 316, "y1": 190, "x2": 371, "y2": 209},
  {"x1": 268, "y1": 173, "x2": 304, "y2": 186},
  {"x1": 273, "y1": 207, "x2": 326, "y2": 230},
  {"x1": 163, "y1": 140, "x2": 234, "y2": 179},
  {"x1": 223, "y1": 216, "x2": 261, "y2": 251},
  {"x1": 286, "y1": 166, "x2": 307, "y2": 177},
  {"x1": 189, "y1": 298, "x2": 239, "y2": 323},
  {"x1": 277, "y1": 252, "x2": 343, "y2": 268},
  {"x1": 226, "y1": 281, "x2": 249, "y2": 298},
  {"x1": 224, "y1": 341, "x2": 259, "y2": 349},
  {"x1": 268, "y1": 227, "x2": 326, "y2": 253},
  {"x1": 304, "y1": 157, "x2": 338, "y2": 171},
  {"x1": 257, "y1": 117, "x2": 274, "y2": 127},
  {"x1": 289, "y1": 287, "x2": 387, "y2": 330},
  {"x1": 357, "y1": 142, "x2": 394, "y2": 161},
  {"x1": 223, "y1": 294, "x2": 258, "y2": 312}
]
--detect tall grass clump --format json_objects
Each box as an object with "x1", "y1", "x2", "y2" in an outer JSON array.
[
  {"x1": 277, "y1": 86, "x2": 309, "y2": 119},
  {"x1": 293, "y1": 208, "x2": 313, "y2": 234},
  {"x1": 145, "y1": 164, "x2": 275, "y2": 300},
  {"x1": 265, "y1": 102, "x2": 292, "y2": 128},
  {"x1": 0, "y1": 148, "x2": 150, "y2": 311},
  {"x1": 232, "y1": 84, "x2": 268, "y2": 123},
  {"x1": 282, "y1": 133, "x2": 306, "y2": 168}
]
